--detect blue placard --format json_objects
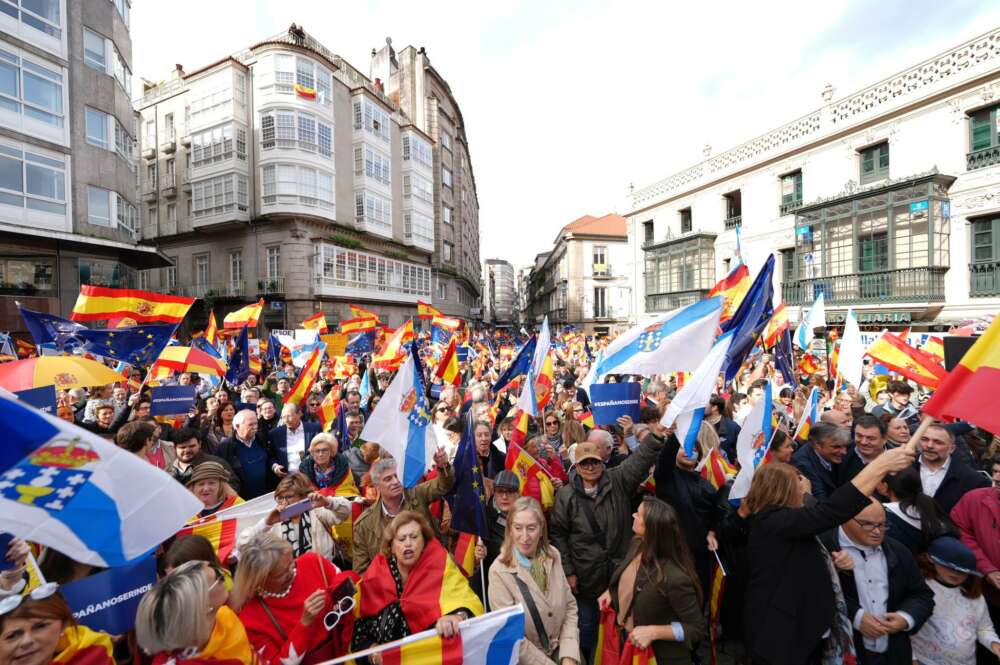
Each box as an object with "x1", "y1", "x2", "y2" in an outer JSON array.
[
  {"x1": 15, "y1": 386, "x2": 56, "y2": 414},
  {"x1": 61, "y1": 555, "x2": 156, "y2": 635},
  {"x1": 150, "y1": 384, "x2": 197, "y2": 416},
  {"x1": 589, "y1": 382, "x2": 641, "y2": 426},
  {"x1": 457, "y1": 345, "x2": 470, "y2": 363},
  {"x1": 910, "y1": 200, "x2": 928, "y2": 213}
]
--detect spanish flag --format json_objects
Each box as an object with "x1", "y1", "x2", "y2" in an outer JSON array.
[
  {"x1": 417, "y1": 300, "x2": 442, "y2": 319},
  {"x1": 866, "y1": 331, "x2": 947, "y2": 389},
  {"x1": 71, "y1": 285, "x2": 195, "y2": 324},
  {"x1": 175, "y1": 494, "x2": 247, "y2": 563},
  {"x1": 285, "y1": 345, "x2": 323, "y2": 406},
  {"x1": 340, "y1": 316, "x2": 378, "y2": 334},
  {"x1": 762, "y1": 301, "x2": 788, "y2": 349},
  {"x1": 151, "y1": 605, "x2": 261, "y2": 665},
  {"x1": 619, "y1": 643, "x2": 659, "y2": 665},
  {"x1": 576, "y1": 410, "x2": 595, "y2": 429},
  {"x1": 373, "y1": 320, "x2": 415, "y2": 370},
  {"x1": 505, "y1": 412, "x2": 555, "y2": 510},
  {"x1": 707, "y1": 263, "x2": 750, "y2": 324},
  {"x1": 798, "y1": 352, "x2": 822, "y2": 376},
  {"x1": 435, "y1": 337, "x2": 461, "y2": 385},
  {"x1": 534, "y1": 352, "x2": 555, "y2": 409},
  {"x1": 921, "y1": 316, "x2": 1000, "y2": 431},
  {"x1": 350, "y1": 304, "x2": 380, "y2": 322},
  {"x1": 317, "y1": 390, "x2": 341, "y2": 433},
  {"x1": 452, "y1": 531, "x2": 478, "y2": 578},
  {"x1": 358, "y1": 538, "x2": 483, "y2": 633},
  {"x1": 53, "y1": 625, "x2": 114, "y2": 665},
  {"x1": 152, "y1": 345, "x2": 227, "y2": 377},
  {"x1": 223, "y1": 299, "x2": 264, "y2": 329},
  {"x1": 302, "y1": 312, "x2": 329, "y2": 334},
  {"x1": 923, "y1": 335, "x2": 945, "y2": 363},
  {"x1": 204, "y1": 311, "x2": 218, "y2": 346},
  {"x1": 700, "y1": 447, "x2": 736, "y2": 490}
]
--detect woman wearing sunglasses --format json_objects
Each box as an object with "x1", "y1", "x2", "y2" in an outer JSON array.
[
  {"x1": 0, "y1": 586, "x2": 114, "y2": 665},
  {"x1": 136, "y1": 560, "x2": 256, "y2": 665},
  {"x1": 232, "y1": 531, "x2": 356, "y2": 665}
]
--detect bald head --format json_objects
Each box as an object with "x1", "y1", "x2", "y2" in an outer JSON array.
[
  {"x1": 587, "y1": 429, "x2": 614, "y2": 462},
  {"x1": 821, "y1": 409, "x2": 850, "y2": 429},
  {"x1": 842, "y1": 499, "x2": 886, "y2": 548}
]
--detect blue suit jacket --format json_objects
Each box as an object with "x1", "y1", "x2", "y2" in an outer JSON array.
[{"x1": 268, "y1": 422, "x2": 322, "y2": 471}]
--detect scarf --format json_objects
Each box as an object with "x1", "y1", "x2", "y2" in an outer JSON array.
[
  {"x1": 817, "y1": 537, "x2": 858, "y2": 665},
  {"x1": 615, "y1": 554, "x2": 643, "y2": 631},
  {"x1": 514, "y1": 548, "x2": 549, "y2": 593},
  {"x1": 53, "y1": 625, "x2": 114, "y2": 665},
  {"x1": 151, "y1": 606, "x2": 260, "y2": 665}
]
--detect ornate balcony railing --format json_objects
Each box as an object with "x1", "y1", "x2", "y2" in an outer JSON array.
[
  {"x1": 970, "y1": 261, "x2": 1000, "y2": 297},
  {"x1": 967, "y1": 146, "x2": 1000, "y2": 172},
  {"x1": 781, "y1": 267, "x2": 946, "y2": 306},
  {"x1": 645, "y1": 289, "x2": 710, "y2": 313},
  {"x1": 779, "y1": 199, "x2": 803, "y2": 216},
  {"x1": 258, "y1": 276, "x2": 285, "y2": 295},
  {"x1": 724, "y1": 215, "x2": 741, "y2": 230}
]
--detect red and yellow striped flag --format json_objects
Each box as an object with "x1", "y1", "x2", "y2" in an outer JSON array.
[
  {"x1": 152, "y1": 346, "x2": 227, "y2": 377},
  {"x1": 866, "y1": 331, "x2": 947, "y2": 389},
  {"x1": 302, "y1": 312, "x2": 329, "y2": 334},
  {"x1": 53, "y1": 625, "x2": 115, "y2": 665},
  {"x1": 922, "y1": 316, "x2": 1000, "y2": 432},
  {"x1": 284, "y1": 346, "x2": 323, "y2": 406},
  {"x1": 435, "y1": 337, "x2": 461, "y2": 385},
  {"x1": 762, "y1": 301, "x2": 788, "y2": 349},
  {"x1": 350, "y1": 304, "x2": 380, "y2": 322},
  {"x1": 175, "y1": 495, "x2": 246, "y2": 563},
  {"x1": 373, "y1": 320, "x2": 415, "y2": 370},
  {"x1": 700, "y1": 447, "x2": 736, "y2": 490},
  {"x1": 71, "y1": 285, "x2": 195, "y2": 324},
  {"x1": 340, "y1": 316, "x2": 378, "y2": 334},
  {"x1": 620, "y1": 643, "x2": 659, "y2": 665},
  {"x1": 204, "y1": 310, "x2": 218, "y2": 346},
  {"x1": 223, "y1": 299, "x2": 264, "y2": 329},
  {"x1": 317, "y1": 390, "x2": 341, "y2": 433},
  {"x1": 452, "y1": 531, "x2": 478, "y2": 578},
  {"x1": 708, "y1": 562, "x2": 726, "y2": 665},
  {"x1": 707, "y1": 263, "x2": 750, "y2": 324},
  {"x1": 417, "y1": 300, "x2": 442, "y2": 320}
]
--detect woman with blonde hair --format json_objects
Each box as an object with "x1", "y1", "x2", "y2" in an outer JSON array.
[
  {"x1": 237, "y1": 472, "x2": 351, "y2": 560},
  {"x1": 135, "y1": 560, "x2": 255, "y2": 664},
  {"x1": 489, "y1": 496, "x2": 579, "y2": 665}
]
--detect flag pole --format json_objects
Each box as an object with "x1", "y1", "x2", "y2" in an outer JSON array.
[{"x1": 478, "y1": 549, "x2": 489, "y2": 612}]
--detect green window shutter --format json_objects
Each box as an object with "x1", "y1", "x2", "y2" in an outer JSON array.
[{"x1": 971, "y1": 109, "x2": 993, "y2": 151}]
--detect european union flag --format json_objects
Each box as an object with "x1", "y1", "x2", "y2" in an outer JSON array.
[
  {"x1": 721, "y1": 254, "x2": 775, "y2": 383},
  {"x1": 225, "y1": 325, "x2": 249, "y2": 385},
  {"x1": 345, "y1": 330, "x2": 375, "y2": 355},
  {"x1": 492, "y1": 337, "x2": 536, "y2": 393},
  {"x1": 19, "y1": 306, "x2": 175, "y2": 367},
  {"x1": 430, "y1": 325, "x2": 452, "y2": 346},
  {"x1": 775, "y1": 325, "x2": 796, "y2": 386},
  {"x1": 447, "y1": 413, "x2": 486, "y2": 537},
  {"x1": 266, "y1": 333, "x2": 282, "y2": 367}
]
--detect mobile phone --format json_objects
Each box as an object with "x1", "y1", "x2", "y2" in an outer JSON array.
[
  {"x1": 330, "y1": 577, "x2": 355, "y2": 599},
  {"x1": 0, "y1": 533, "x2": 15, "y2": 570},
  {"x1": 278, "y1": 498, "x2": 312, "y2": 521}
]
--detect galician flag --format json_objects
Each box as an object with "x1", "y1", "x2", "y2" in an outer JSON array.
[
  {"x1": 794, "y1": 292, "x2": 826, "y2": 349},
  {"x1": 729, "y1": 381, "x2": 775, "y2": 502},
  {"x1": 661, "y1": 333, "x2": 733, "y2": 458}
]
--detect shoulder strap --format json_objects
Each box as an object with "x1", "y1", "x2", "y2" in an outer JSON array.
[
  {"x1": 255, "y1": 595, "x2": 288, "y2": 641},
  {"x1": 511, "y1": 572, "x2": 551, "y2": 655},
  {"x1": 578, "y1": 496, "x2": 609, "y2": 552}
]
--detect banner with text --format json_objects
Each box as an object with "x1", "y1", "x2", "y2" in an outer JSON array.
[
  {"x1": 150, "y1": 385, "x2": 197, "y2": 416},
  {"x1": 15, "y1": 386, "x2": 56, "y2": 415},
  {"x1": 61, "y1": 555, "x2": 157, "y2": 635},
  {"x1": 590, "y1": 382, "x2": 641, "y2": 426}
]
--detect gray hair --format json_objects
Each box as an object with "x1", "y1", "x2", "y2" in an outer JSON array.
[
  {"x1": 232, "y1": 409, "x2": 257, "y2": 427},
  {"x1": 587, "y1": 429, "x2": 614, "y2": 448},
  {"x1": 231, "y1": 531, "x2": 292, "y2": 611},
  {"x1": 281, "y1": 401, "x2": 300, "y2": 418},
  {"x1": 370, "y1": 458, "x2": 397, "y2": 484},
  {"x1": 309, "y1": 432, "x2": 338, "y2": 453},
  {"x1": 809, "y1": 422, "x2": 850, "y2": 447},
  {"x1": 648, "y1": 380, "x2": 668, "y2": 395},
  {"x1": 135, "y1": 560, "x2": 212, "y2": 654}
]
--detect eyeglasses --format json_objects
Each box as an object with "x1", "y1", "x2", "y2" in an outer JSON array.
[
  {"x1": 0, "y1": 581, "x2": 59, "y2": 616},
  {"x1": 207, "y1": 564, "x2": 224, "y2": 592},
  {"x1": 323, "y1": 594, "x2": 356, "y2": 630},
  {"x1": 852, "y1": 519, "x2": 887, "y2": 533},
  {"x1": 545, "y1": 420, "x2": 559, "y2": 427},
  {"x1": 577, "y1": 458, "x2": 603, "y2": 469}
]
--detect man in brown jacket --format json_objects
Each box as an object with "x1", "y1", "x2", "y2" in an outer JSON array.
[{"x1": 351, "y1": 449, "x2": 455, "y2": 574}]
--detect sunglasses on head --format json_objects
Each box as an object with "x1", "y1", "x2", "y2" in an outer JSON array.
[{"x1": 0, "y1": 581, "x2": 59, "y2": 616}]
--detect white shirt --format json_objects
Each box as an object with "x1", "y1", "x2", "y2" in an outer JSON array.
[
  {"x1": 911, "y1": 578, "x2": 1000, "y2": 665},
  {"x1": 919, "y1": 455, "x2": 951, "y2": 498},
  {"x1": 285, "y1": 425, "x2": 306, "y2": 472}
]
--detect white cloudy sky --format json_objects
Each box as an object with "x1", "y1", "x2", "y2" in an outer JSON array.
[{"x1": 133, "y1": 0, "x2": 1000, "y2": 270}]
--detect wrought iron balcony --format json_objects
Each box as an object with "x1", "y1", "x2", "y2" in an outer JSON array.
[
  {"x1": 592, "y1": 264, "x2": 612, "y2": 278},
  {"x1": 645, "y1": 289, "x2": 710, "y2": 312},
  {"x1": 258, "y1": 276, "x2": 285, "y2": 295},
  {"x1": 967, "y1": 146, "x2": 1000, "y2": 171},
  {"x1": 779, "y1": 199, "x2": 803, "y2": 216},
  {"x1": 781, "y1": 267, "x2": 946, "y2": 306},
  {"x1": 970, "y1": 261, "x2": 1000, "y2": 297},
  {"x1": 724, "y1": 214, "x2": 742, "y2": 230}
]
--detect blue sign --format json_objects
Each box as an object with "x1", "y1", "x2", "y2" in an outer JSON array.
[
  {"x1": 589, "y1": 382, "x2": 641, "y2": 426},
  {"x1": 942, "y1": 201, "x2": 950, "y2": 219},
  {"x1": 457, "y1": 345, "x2": 470, "y2": 363},
  {"x1": 61, "y1": 555, "x2": 156, "y2": 635},
  {"x1": 15, "y1": 386, "x2": 55, "y2": 414},
  {"x1": 150, "y1": 384, "x2": 197, "y2": 416},
  {"x1": 909, "y1": 200, "x2": 929, "y2": 213}
]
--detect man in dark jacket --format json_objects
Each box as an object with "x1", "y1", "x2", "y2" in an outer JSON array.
[
  {"x1": 840, "y1": 414, "x2": 889, "y2": 483},
  {"x1": 216, "y1": 409, "x2": 278, "y2": 499},
  {"x1": 824, "y1": 500, "x2": 935, "y2": 665},
  {"x1": 268, "y1": 402, "x2": 321, "y2": 475},
  {"x1": 550, "y1": 427, "x2": 664, "y2": 661},
  {"x1": 793, "y1": 422, "x2": 850, "y2": 501},
  {"x1": 915, "y1": 423, "x2": 990, "y2": 515},
  {"x1": 170, "y1": 427, "x2": 240, "y2": 492}
]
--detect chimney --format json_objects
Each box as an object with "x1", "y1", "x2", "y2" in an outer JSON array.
[
  {"x1": 171, "y1": 64, "x2": 185, "y2": 81},
  {"x1": 374, "y1": 78, "x2": 384, "y2": 93}
]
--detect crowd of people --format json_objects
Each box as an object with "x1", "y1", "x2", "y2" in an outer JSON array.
[{"x1": 2, "y1": 322, "x2": 1000, "y2": 665}]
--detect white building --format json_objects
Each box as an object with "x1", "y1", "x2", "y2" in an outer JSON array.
[
  {"x1": 482, "y1": 258, "x2": 514, "y2": 325},
  {"x1": 627, "y1": 28, "x2": 1000, "y2": 330}
]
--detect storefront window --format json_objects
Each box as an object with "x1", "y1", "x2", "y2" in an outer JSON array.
[
  {"x1": 78, "y1": 258, "x2": 135, "y2": 289},
  {"x1": 0, "y1": 256, "x2": 54, "y2": 294}
]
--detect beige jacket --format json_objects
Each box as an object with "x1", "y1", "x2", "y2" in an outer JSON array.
[
  {"x1": 238, "y1": 496, "x2": 351, "y2": 561},
  {"x1": 488, "y1": 546, "x2": 580, "y2": 665}
]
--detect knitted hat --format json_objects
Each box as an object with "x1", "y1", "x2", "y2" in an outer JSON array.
[{"x1": 186, "y1": 461, "x2": 230, "y2": 487}]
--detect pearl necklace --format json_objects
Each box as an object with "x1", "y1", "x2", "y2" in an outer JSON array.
[{"x1": 259, "y1": 563, "x2": 296, "y2": 599}]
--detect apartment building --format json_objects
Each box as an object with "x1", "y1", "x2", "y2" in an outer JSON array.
[
  {"x1": 0, "y1": 0, "x2": 165, "y2": 333},
  {"x1": 524, "y1": 214, "x2": 630, "y2": 335},
  {"x1": 627, "y1": 28, "x2": 1000, "y2": 331},
  {"x1": 482, "y1": 258, "x2": 514, "y2": 326},
  {"x1": 137, "y1": 26, "x2": 479, "y2": 332}
]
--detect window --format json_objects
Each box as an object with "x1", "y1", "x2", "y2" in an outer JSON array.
[
  {"x1": 194, "y1": 255, "x2": 209, "y2": 286},
  {"x1": 403, "y1": 173, "x2": 433, "y2": 204},
  {"x1": 261, "y1": 164, "x2": 334, "y2": 209},
  {"x1": 191, "y1": 173, "x2": 249, "y2": 218},
  {"x1": 442, "y1": 167, "x2": 452, "y2": 188},
  {"x1": 116, "y1": 194, "x2": 136, "y2": 236},
  {"x1": 164, "y1": 262, "x2": 177, "y2": 290},
  {"x1": 191, "y1": 123, "x2": 246, "y2": 168},
  {"x1": 0, "y1": 0, "x2": 61, "y2": 38},
  {"x1": 357, "y1": 146, "x2": 390, "y2": 185},
  {"x1": 113, "y1": 119, "x2": 135, "y2": 168},
  {"x1": 780, "y1": 248, "x2": 796, "y2": 284},
  {"x1": 85, "y1": 107, "x2": 109, "y2": 149},
  {"x1": 970, "y1": 105, "x2": 999, "y2": 152},
  {"x1": 0, "y1": 143, "x2": 65, "y2": 214},
  {"x1": 167, "y1": 203, "x2": 176, "y2": 226},
  {"x1": 83, "y1": 28, "x2": 106, "y2": 70},
  {"x1": 404, "y1": 211, "x2": 434, "y2": 247},
  {"x1": 443, "y1": 241, "x2": 454, "y2": 263},
  {"x1": 144, "y1": 119, "x2": 155, "y2": 147},
  {"x1": 642, "y1": 220, "x2": 654, "y2": 243},
  {"x1": 164, "y1": 113, "x2": 174, "y2": 141},
  {"x1": 260, "y1": 110, "x2": 332, "y2": 158},
  {"x1": 111, "y1": 42, "x2": 130, "y2": 92},
  {"x1": 314, "y1": 244, "x2": 431, "y2": 298},
  {"x1": 146, "y1": 163, "x2": 156, "y2": 188},
  {"x1": 187, "y1": 70, "x2": 239, "y2": 126},
  {"x1": 0, "y1": 256, "x2": 54, "y2": 294},
  {"x1": 725, "y1": 190, "x2": 741, "y2": 221},
  {"x1": 353, "y1": 99, "x2": 389, "y2": 141},
  {"x1": 593, "y1": 246, "x2": 607, "y2": 275},
  {"x1": 138, "y1": 270, "x2": 149, "y2": 291},
  {"x1": 442, "y1": 205, "x2": 453, "y2": 225},
  {"x1": 0, "y1": 48, "x2": 64, "y2": 127},
  {"x1": 680, "y1": 208, "x2": 692, "y2": 234},
  {"x1": 270, "y1": 56, "x2": 331, "y2": 102},
  {"x1": 437, "y1": 279, "x2": 447, "y2": 300},
  {"x1": 79, "y1": 258, "x2": 136, "y2": 289},
  {"x1": 594, "y1": 287, "x2": 608, "y2": 318},
  {"x1": 229, "y1": 251, "x2": 242, "y2": 286},
  {"x1": 354, "y1": 190, "x2": 391, "y2": 235},
  {"x1": 147, "y1": 205, "x2": 157, "y2": 227},
  {"x1": 267, "y1": 246, "x2": 280, "y2": 279},
  {"x1": 87, "y1": 186, "x2": 111, "y2": 226},
  {"x1": 112, "y1": 0, "x2": 129, "y2": 27},
  {"x1": 780, "y1": 170, "x2": 803, "y2": 214},
  {"x1": 440, "y1": 131, "x2": 451, "y2": 150},
  {"x1": 860, "y1": 143, "x2": 889, "y2": 185},
  {"x1": 402, "y1": 133, "x2": 433, "y2": 168}
]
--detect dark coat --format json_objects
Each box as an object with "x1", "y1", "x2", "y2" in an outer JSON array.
[
  {"x1": 609, "y1": 540, "x2": 706, "y2": 664},
  {"x1": 792, "y1": 442, "x2": 841, "y2": 502},
  {"x1": 839, "y1": 446, "x2": 869, "y2": 484},
  {"x1": 820, "y1": 533, "x2": 935, "y2": 665},
  {"x1": 267, "y1": 422, "x2": 322, "y2": 471},
  {"x1": 745, "y1": 481, "x2": 870, "y2": 665},
  {"x1": 714, "y1": 417, "x2": 741, "y2": 465},
  {"x1": 216, "y1": 432, "x2": 279, "y2": 498},
  {"x1": 914, "y1": 458, "x2": 991, "y2": 516}
]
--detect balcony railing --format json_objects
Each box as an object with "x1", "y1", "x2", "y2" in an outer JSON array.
[
  {"x1": 258, "y1": 277, "x2": 285, "y2": 295},
  {"x1": 967, "y1": 145, "x2": 1000, "y2": 171},
  {"x1": 970, "y1": 261, "x2": 1000, "y2": 297},
  {"x1": 779, "y1": 199, "x2": 803, "y2": 216},
  {"x1": 550, "y1": 307, "x2": 567, "y2": 322},
  {"x1": 724, "y1": 214, "x2": 742, "y2": 230},
  {"x1": 781, "y1": 267, "x2": 946, "y2": 306},
  {"x1": 641, "y1": 237, "x2": 656, "y2": 249},
  {"x1": 645, "y1": 289, "x2": 710, "y2": 313},
  {"x1": 592, "y1": 264, "x2": 612, "y2": 278},
  {"x1": 182, "y1": 281, "x2": 245, "y2": 299}
]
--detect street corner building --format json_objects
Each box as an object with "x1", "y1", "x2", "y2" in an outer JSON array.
[
  {"x1": 121, "y1": 27, "x2": 479, "y2": 334},
  {"x1": 627, "y1": 28, "x2": 1000, "y2": 332},
  {"x1": 0, "y1": 0, "x2": 171, "y2": 334}
]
